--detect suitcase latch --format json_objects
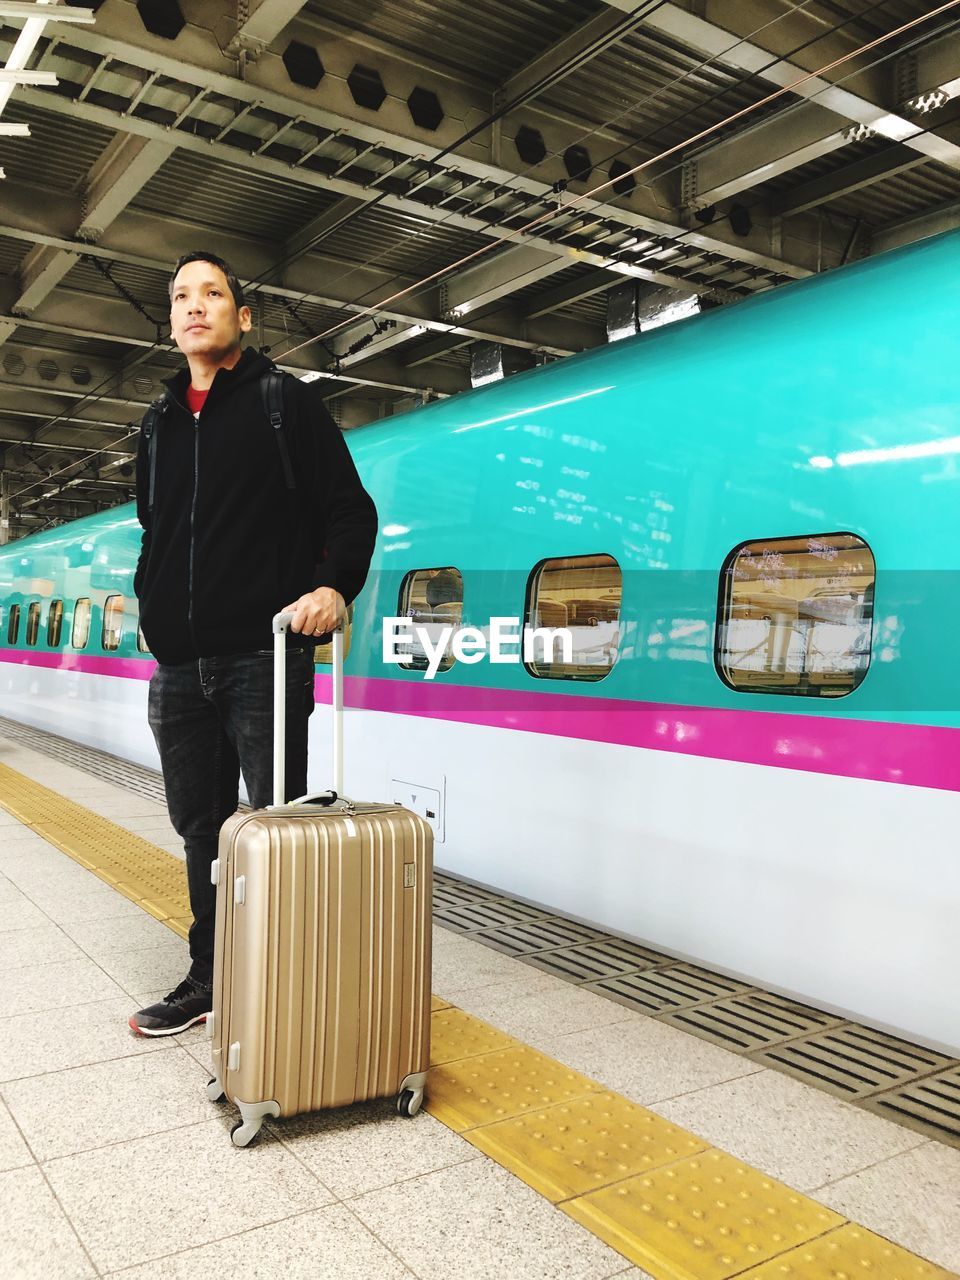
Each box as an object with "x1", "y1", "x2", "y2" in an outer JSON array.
[{"x1": 403, "y1": 863, "x2": 416, "y2": 889}]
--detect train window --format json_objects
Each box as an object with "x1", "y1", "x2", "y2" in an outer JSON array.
[
  {"x1": 524, "y1": 554, "x2": 622, "y2": 681},
  {"x1": 7, "y1": 604, "x2": 20, "y2": 645},
  {"x1": 72, "y1": 598, "x2": 91, "y2": 649},
  {"x1": 137, "y1": 623, "x2": 150, "y2": 654},
  {"x1": 397, "y1": 567, "x2": 463, "y2": 673},
  {"x1": 716, "y1": 533, "x2": 875, "y2": 697},
  {"x1": 102, "y1": 595, "x2": 124, "y2": 651},
  {"x1": 313, "y1": 602, "x2": 353, "y2": 665},
  {"x1": 25, "y1": 602, "x2": 41, "y2": 646},
  {"x1": 47, "y1": 599, "x2": 64, "y2": 648}
]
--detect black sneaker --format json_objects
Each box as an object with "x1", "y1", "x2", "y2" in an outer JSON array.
[{"x1": 128, "y1": 976, "x2": 213, "y2": 1037}]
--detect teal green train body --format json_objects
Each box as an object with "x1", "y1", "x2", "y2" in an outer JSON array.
[
  {"x1": 2, "y1": 229, "x2": 958, "y2": 1052},
  {"x1": 3, "y1": 228, "x2": 958, "y2": 726}
]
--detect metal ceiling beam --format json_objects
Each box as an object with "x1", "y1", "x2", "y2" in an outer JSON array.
[
  {"x1": 871, "y1": 196, "x2": 960, "y2": 252},
  {"x1": 13, "y1": 5, "x2": 811, "y2": 277},
  {"x1": 0, "y1": 381, "x2": 143, "y2": 429},
  {"x1": 333, "y1": 322, "x2": 431, "y2": 370},
  {"x1": 0, "y1": 288, "x2": 470, "y2": 397},
  {"x1": 11, "y1": 245, "x2": 76, "y2": 316},
  {"x1": 519, "y1": 268, "x2": 614, "y2": 318},
  {"x1": 0, "y1": 4, "x2": 94, "y2": 21},
  {"x1": 403, "y1": 267, "x2": 615, "y2": 367},
  {"x1": 896, "y1": 28, "x2": 960, "y2": 110},
  {"x1": 499, "y1": 5, "x2": 651, "y2": 105},
  {"x1": 281, "y1": 196, "x2": 369, "y2": 265},
  {"x1": 12, "y1": 85, "x2": 729, "y2": 293},
  {"x1": 403, "y1": 333, "x2": 471, "y2": 368},
  {"x1": 442, "y1": 244, "x2": 572, "y2": 319},
  {"x1": 0, "y1": 187, "x2": 606, "y2": 359},
  {"x1": 0, "y1": 1, "x2": 94, "y2": 136},
  {"x1": 682, "y1": 104, "x2": 849, "y2": 209},
  {"x1": 771, "y1": 144, "x2": 930, "y2": 217},
  {"x1": 0, "y1": 132, "x2": 173, "y2": 350},
  {"x1": 610, "y1": 2, "x2": 960, "y2": 170},
  {"x1": 230, "y1": 0, "x2": 310, "y2": 55},
  {"x1": 0, "y1": 342, "x2": 173, "y2": 408},
  {"x1": 79, "y1": 134, "x2": 175, "y2": 239},
  {"x1": 0, "y1": 422, "x2": 135, "y2": 448}
]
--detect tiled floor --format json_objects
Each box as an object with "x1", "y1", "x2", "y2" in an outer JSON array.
[{"x1": 0, "y1": 735, "x2": 957, "y2": 1278}]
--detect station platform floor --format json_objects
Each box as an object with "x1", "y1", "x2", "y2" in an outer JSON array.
[{"x1": 0, "y1": 728, "x2": 958, "y2": 1280}]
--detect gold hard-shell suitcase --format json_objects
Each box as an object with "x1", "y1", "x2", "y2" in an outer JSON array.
[{"x1": 205, "y1": 613, "x2": 433, "y2": 1147}]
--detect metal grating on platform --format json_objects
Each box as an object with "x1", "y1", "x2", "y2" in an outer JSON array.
[
  {"x1": 861, "y1": 1065, "x2": 960, "y2": 1148},
  {"x1": 749, "y1": 1025, "x2": 956, "y2": 1099},
  {"x1": 433, "y1": 896, "x2": 555, "y2": 932},
  {"x1": 432, "y1": 873, "x2": 506, "y2": 909},
  {"x1": 660, "y1": 991, "x2": 845, "y2": 1053},
  {"x1": 432, "y1": 868, "x2": 960, "y2": 1149},
  {"x1": 584, "y1": 963, "x2": 753, "y2": 1015},
  {"x1": 524, "y1": 937, "x2": 670, "y2": 982},
  {"x1": 469, "y1": 916, "x2": 606, "y2": 956}
]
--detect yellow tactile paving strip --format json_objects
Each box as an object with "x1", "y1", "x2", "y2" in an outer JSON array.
[
  {"x1": 0, "y1": 762, "x2": 192, "y2": 940},
  {"x1": 0, "y1": 764, "x2": 954, "y2": 1280}
]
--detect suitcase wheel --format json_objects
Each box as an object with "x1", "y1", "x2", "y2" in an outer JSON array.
[
  {"x1": 230, "y1": 1119, "x2": 264, "y2": 1148},
  {"x1": 206, "y1": 1078, "x2": 226, "y2": 1104},
  {"x1": 396, "y1": 1088, "x2": 423, "y2": 1118}
]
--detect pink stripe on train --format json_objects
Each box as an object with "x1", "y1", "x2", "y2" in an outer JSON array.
[
  {"x1": 316, "y1": 673, "x2": 960, "y2": 794},
  {"x1": 0, "y1": 650, "x2": 154, "y2": 680},
  {"x1": 3, "y1": 649, "x2": 958, "y2": 792}
]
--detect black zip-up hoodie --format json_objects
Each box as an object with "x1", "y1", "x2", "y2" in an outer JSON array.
[{"x1": 134, "y1": 347, "x2": 378, "y2": 664}]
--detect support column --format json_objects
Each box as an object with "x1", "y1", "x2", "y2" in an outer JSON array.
[{"x1": 0, "y1": 471, "x2": 10, "y2": 545}]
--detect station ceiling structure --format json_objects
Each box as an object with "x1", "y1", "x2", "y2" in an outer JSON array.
[{"x1": 0, "y1": 0, "x2": 958, "y2": 538}]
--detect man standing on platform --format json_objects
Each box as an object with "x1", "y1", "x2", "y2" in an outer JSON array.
[{"x1": 129, "y1": 251, "x2": 377, "y2": 1035}]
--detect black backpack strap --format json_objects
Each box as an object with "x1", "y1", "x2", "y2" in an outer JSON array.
[
  {"x1": 260, "y1": 367, "x2": 296, "y2": 492},
  {"x1": 141, "y1": 393, "x2": 169, "y2": 514}
]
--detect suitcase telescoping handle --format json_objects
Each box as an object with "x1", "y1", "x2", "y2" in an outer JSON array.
[{"x1": 272, "y1": 611, "x2": 344, "y2": 808}]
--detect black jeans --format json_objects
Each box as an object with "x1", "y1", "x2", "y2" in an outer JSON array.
[{"x1": 147, "y1": 647, "x2": 316, "y2": 985}]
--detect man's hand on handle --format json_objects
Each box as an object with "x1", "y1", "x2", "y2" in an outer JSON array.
[{"x1": 281, "y1": 587, "x2": 345, "y2": 637}]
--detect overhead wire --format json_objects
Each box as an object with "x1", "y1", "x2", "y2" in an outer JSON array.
[
  {"x1": 250, "y1": 0, "x2": 840, "y2": 319},
  {"x1": 4, "y1": 0, "x2": 825, "y2": 506},
  {"x1": 238, "y1": 0, "x2": 672, "y2": 296},
  {"x1": 6, "y1": 1, "x2": 672, "y2": 503},
  {"x1": 6, "y1": 0, "x2": 954, "y2": 509},
  {"x1": 351, "y1": 3, "x2": 960, "y2": 347},
  {"x1": 271, "y1": 0, "x2": 960, "y2": 364}
]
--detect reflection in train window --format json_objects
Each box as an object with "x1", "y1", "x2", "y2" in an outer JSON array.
[
  {"x1": 716, "y1": 533, "x2": 875, "y2": 696},
  {"x1": 313, "y1": 602, "x2": 354, "y2": 665},
  {"x1": 102, "y1": 595, "x2": 124, "y2": 651},
  {"x1": 7, "y1": 604, "x2": 20, "y2": 645},
  {"x1": 25, "y1": 602, "x2": 41, "y2": 646},
  {"x1": 47, "y1": 599, "x2": 64, "y2": 648},
  {"x1": 524, "y1": 554, "x2": 622, "y2": 681},
  {"x1": 137, "y1": 623, "x2": 150, "y2": 653},
  {"x1": 72, "y1": 598, "x2": 91, "y2": 649},
  {"x1": 397, "y1": 568, "x2": 463, "y2": 673}
]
